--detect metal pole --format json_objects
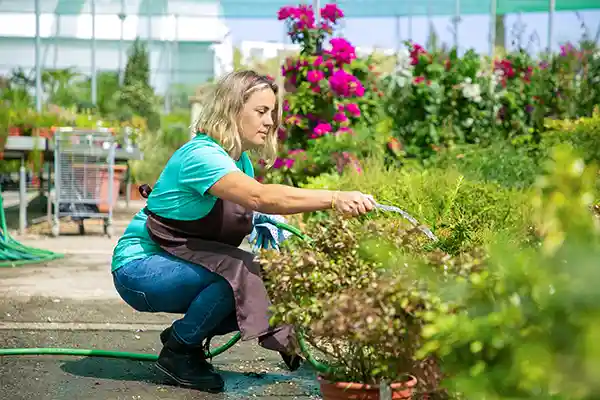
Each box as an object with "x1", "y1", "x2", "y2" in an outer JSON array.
[
  {"x1": 313, "y1": 0, "x2": 321, "y2": 22},
  {"x1": 147, "y1": 10, "x2": 152, "y2": 53},
  {"x1": 19, "y1": 157, "x2": 27, "y2": 234},
  {"x1": 426, "y1": 0, "x2": 436, "y2": 50},
  {"x1": 91, "y1": 0, "x2": 97, "y2": 105},
  {"x1": 53, "y1": 13, "x2": 60, "y2": 68},
  {"x1": 147, "y1": 11, "x2": 152, "y2": 88},
  {"x1": 454, "y1": 0, "x2": 460, "y2": 50},
  {"x1": 165, "y1": 25, "x2": 173, "y2": 114},
  {"x1": 395, "y1": 15, "x2": 401, "y2": 53},
  {"x1": 489, "y1": 0, "x2": 497, "y2": 58},
  {"x1": 174, "y1": 14, "x2": 179, "y2": 105},
  {"x1": 547, "y1": 0, "x2": 555, "y2": 53},
  {"x1": 408, "y1": 7, "x2": 413, "y2": 41},
  {"x1": 118, "y1": 0, "x2": 125, "y2": 85},
  {"x1": 34, "y1": 0, "x2": 42, "y2": 112}
]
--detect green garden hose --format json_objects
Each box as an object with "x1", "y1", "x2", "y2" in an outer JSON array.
[
  {"x1": 0, "y1": 220, "x2": 331, "y2": 375},
  {"x1": 0, "y1": 189, "x2": 64, "y2": 267},
  {"x1": 0, "y1": 205, "x2": 434, "y2": 375}
]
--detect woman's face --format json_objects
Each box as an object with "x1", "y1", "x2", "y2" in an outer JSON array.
[{"x1": 239, "y1": 88, "x2": 276, "y2": 150}]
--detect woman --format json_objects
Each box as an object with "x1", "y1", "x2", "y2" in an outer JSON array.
[{"x1": 111, "y1": 70, "x2": 376, "y2": 393}]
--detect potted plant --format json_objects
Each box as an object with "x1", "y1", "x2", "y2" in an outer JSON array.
[{"x1": 260, "y1": 215, "x2": 445, "y2": 399}]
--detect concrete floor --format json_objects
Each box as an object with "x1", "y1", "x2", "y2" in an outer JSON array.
[{"x1": 0, "y1": 201, "x2": 322, "y2": 400}]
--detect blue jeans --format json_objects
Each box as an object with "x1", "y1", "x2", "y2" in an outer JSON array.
[{"x1": 112, "y1": 253, "x2": 238, "y2": 346}]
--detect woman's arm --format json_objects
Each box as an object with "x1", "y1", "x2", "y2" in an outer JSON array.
[{"x1": 208, "y1": 171, "x2": 373, "y2": 215}]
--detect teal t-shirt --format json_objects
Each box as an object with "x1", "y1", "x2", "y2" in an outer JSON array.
[{"x1": 111, "y1": 134, "x2": 254, "y2": 271}]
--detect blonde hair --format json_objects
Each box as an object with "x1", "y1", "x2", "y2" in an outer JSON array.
[{"x1": 193, "y1": 70, "x2": 281, "y2": 165}]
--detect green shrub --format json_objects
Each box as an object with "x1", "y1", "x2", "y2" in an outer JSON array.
[
  {"x1": 302, "y1": 158, "x2": 535, "y2": 254},
  {"x1": 429, "y1": 141, "x2": 542, "y2": 189},
  {"x1": 542, "y1": 110, "x2": 600, "y2": 165},
  {"x1": 414, "y1": 145, "x2": 600, "y2": 399}
]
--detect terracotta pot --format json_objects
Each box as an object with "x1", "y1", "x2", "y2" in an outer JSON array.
[
  {"x1": 35, "y1": 127, "x2": 53, "y2": 139},
  {"x1": 318, "y1": 375, "x2": 418, "y2": 400},
  {"x1": 8, "y1": 126, "x2": 21, "y2": 136}
]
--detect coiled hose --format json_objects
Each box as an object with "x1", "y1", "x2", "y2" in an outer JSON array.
[
  {"x1": 0, "y1": 202, "x2": 436, "y2": 376},
  {"x1": 0, "y1": 189, "x2": 64, "y2": 267}
]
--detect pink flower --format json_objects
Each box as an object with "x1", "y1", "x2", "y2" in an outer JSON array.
[
  {"x1": 333, "y1": 112, "x2": 348, "y2": 123},
  {"x1": 344, "y1": 103, "x2": 360, "y2": 117},
  {"x1": 307, "y1": 70, "x2": 325, "y2": 83},
  {"x1": 313, "y1": 122, "x2": 332, "y2": 137},
  {"x1": 327, "y1": 37, "x2": 356, "y2": 65},
  {"x1": 409, "y1": 43, "x2": 428, "y2": 65},
  {"x1": 273, "y1": 157, "x2": 285, "y2": 169},
  {"x1": 313, "y1": 56, "x2": 324, "y2": 67},
  {"x1": 273, "y1": 157, "x2": 295, "y2": 169},
  {"x1": 277, "y1": 6, "x2": 295, "y2": 20},
  {"x1": 283, "y1": 99, "x2": 290, "y2": 112},
  {"x1": 328, "y1": 69, "x2": 365, "y2": 98},
  {"x1": 320, "y1": 4, "x2": 344, "y2": 23}
]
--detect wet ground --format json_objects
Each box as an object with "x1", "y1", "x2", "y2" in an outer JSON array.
[
  {"x1": 0, "y1": 199, "x2": 322, "y2": 399},
  {"x1": 0, "y1": 330, "x2": 320, "y2": 400}
]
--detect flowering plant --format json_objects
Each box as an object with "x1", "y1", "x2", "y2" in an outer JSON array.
[
  {"x1": 530, "y1": 42, "x2": 600, "y2": 128},
  {"x1": 491, "y1": 50, "x2": 537, "y2": 139},
  {"x1": 383, "y1": 38, "x2": 600, "y2": 160},
  {"x1": 256, "y1": 3, "x2": 384, "y2": 185},
  {"x1": 384, "y1": 42, "x2": 497, "y2": 159}
]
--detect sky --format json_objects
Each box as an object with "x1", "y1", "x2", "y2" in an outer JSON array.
[{"x1": 224, "y1": 10, "x2": 600, "y2": 55}]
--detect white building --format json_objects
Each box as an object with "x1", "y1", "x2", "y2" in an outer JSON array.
[{"x1": 0, "y1": 0, "x2": 234, "y2": 95}]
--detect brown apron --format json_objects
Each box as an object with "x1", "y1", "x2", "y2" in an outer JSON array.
[{"x1": 142, "y1": 198, "x2": 296, "y2": 355}]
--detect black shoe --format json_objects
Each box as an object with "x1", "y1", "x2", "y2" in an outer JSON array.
[
  {"x1": 160, "y1": 326, "x2": 172, "y2": 345},
  {"x1": 160, "y1": 326, "x2": 217, "y2": 371},
  {"x1": 280, "y1": 352, "x2": 304, "y2": 371},
  {"x1": 156, "y1": 334, "x2": 224, "y2": 392}
]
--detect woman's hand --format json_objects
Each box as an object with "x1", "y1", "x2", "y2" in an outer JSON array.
[{"x1": 333, "y1": 191, "x2": 377, "y2": 216}]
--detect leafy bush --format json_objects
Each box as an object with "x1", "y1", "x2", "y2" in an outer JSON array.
[
  {"x1": 541, "y1": 109, "x2": 600, "y2": 165},
  {"x1": 383, "y1": 45, "x2": 499, "y2": 159},
  {"x1": 430, "y1": 141, "x2": 542, "y2": 189},
  {"x1": 382, "y1": 41, "x2": 600, "y2": 160},
  {"x1": 302, "y1": 158, "x2": 535, "y2": 254},
  {"x1": 414, "y1": 145, "x2": 600, "y2": 399},
  {"x1": 260, "y1": 214, "x2": 444, "y2": 393}
]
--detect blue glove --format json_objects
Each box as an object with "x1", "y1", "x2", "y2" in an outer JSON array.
[{"x1": 248, "y1": 212, "x2": 292, "y2": 252}]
